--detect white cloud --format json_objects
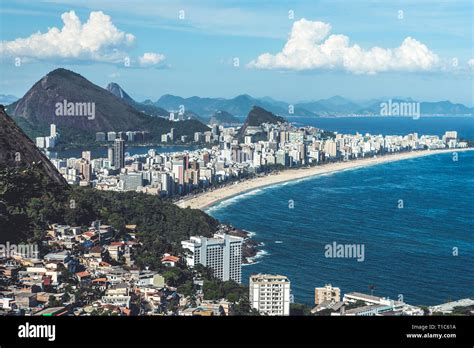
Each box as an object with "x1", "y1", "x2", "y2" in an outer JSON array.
[
  {"x1": 138, "y1": 52, "x2": 166, "y2": 67},
  {"x1": 0, "y1": 10, "x2": 163, "y2": 66},
  {"x1": 468, "y1": 59, "x2": 474, "y2": 67},
  {"x1": 248, "y1": 19, "x2": 440, "y2": 74}
]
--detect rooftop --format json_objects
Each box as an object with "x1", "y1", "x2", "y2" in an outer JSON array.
[
  {"x1": 161, "y1": 255, "x2": 180, "y2": 263},
  {"x1": 344, "y1": 292, "x2": 382, "y2": 302}
]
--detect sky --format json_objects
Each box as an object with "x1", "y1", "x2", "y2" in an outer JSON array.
[{"x1": 0, "y1": 0, "x2": 473, "y2": 105}]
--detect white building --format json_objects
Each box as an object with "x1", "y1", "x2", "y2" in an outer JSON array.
[
  {"x1": 340, "y1": 292, "x2": 423, "y2": 316},
  {"x1": 181, "y1": 233, "x2": 243, "y2": 283},
  {"x1": 36, "y1": 137, "x2": 46, "y2": 148},
  {"x1": 50, "y1": 124, "x2": 57, "y2": 137},
  {"x1": 249, "y1": 274, "x2": 291, "y2": 316}
]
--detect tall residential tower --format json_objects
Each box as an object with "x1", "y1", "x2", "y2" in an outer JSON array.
[
  {"x1": 249, "y1": 274, "x2": 291, "y2": 316},
  {"x1": 181, "y1": 233, "x2": 243, "y2": 283},
  {"x1": 113, "y1": 138, "x2": 125, "y2": 169}
]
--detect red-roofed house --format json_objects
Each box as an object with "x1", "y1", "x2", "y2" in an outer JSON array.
[
  {"x1": 83, "y1": 231, "x2": 96, "y2": 239},
  {"x1": 75, "y1": 271, "x2": 91, "y2": 282},
  {"x1": 92, "y1": 277, "x2": 108, "y2": 291},
  {"x1": 161, "y1": 254, "x2": 180, "y2": 267}
]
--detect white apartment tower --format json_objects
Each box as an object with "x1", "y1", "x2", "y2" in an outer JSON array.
[
  {"x1": 249, "y1": 274, "x2": 291, "y2": 316},
  {"x1": 181, "y1": 233, "x2": 243, "y2": 283}
]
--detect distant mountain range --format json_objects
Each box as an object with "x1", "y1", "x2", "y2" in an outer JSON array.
[
  {"x1": 296, "y1": 96, "x2": 364, "y2": 115},
  {"x1": 355, "y1": 98, "x2": 473, "y2": 116},
  {"x1": 0, "y1": 94, "x2": 18, "y2": 105},
  {"x1": 209, "y1": 110, "x2": 240, "y2": 125},
  {"x1": 153, "y1": 93, "x2": 315, "y2": 118},
  {"x1": 151, "y1": 94, "x2": 473, "y2": 118},
  {"x1": 106, "y1": 82, "x2": 169, "y2": 118}
]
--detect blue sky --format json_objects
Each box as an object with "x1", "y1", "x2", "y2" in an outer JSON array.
[{"x1": 0, "y1": 0, "x2": 473, "y2": 105}]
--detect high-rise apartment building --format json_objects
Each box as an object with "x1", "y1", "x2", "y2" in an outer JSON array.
[
  {"x1": 82, "y1": 151, "x2": 92, "y2": 163},
  {"x1": 181, "y1": 233, "x2": 243, "y2": 283},
  {"x1": 113, "y1": 138, "x2": 125, "y2": 169},
  {"x1": 172, "y1": 157, "x2": 185, "y2": 186},
  {"x1": 249, "y1": 274, "x2": 291, "y2": 316},
  {"x1": 107, "y1": 148, "x2": 114, "y2": 164},
  {"x1": 79, "y1": 161, "x2": 92, "y2": 183},
  {"x1": 324, "y1": 140, "x2": 338, "y2": 158},
  {"x1": 314, "y1": 284, "x2": 341, "y2": 305}
]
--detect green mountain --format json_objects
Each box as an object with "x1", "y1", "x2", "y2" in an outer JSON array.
[
  {"x1": 6, "y1": 69, "x2": 209, "y2": 145},
  {"x1": 237, "y1": 106, "x2": 286, "y2": 139},
  {"x1": 0, "y1": 105, "x2": 69, "y2": 242},
  {"x1": 0, "y1": 105, "x2": 67, "y2": 186}
]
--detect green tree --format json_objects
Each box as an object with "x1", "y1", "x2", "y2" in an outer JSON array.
[
  {"x1": 48, "y1": 295, "x2": 62, "y2": 308},
  {"x1": 177, "y1": 280, "x2": 195, "y2": 297}
]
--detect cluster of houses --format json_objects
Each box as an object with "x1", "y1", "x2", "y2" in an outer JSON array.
[{"x1": 0, "y1": 222, "x2": 231, "y2": 316}]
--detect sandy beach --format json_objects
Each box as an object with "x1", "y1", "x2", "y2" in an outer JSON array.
[{"x1": 176, "y1": 148, "x2": 473, "y2": 210}]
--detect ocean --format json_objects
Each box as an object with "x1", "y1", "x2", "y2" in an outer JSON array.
[{"x1": 206, "y1": 150, "x2": 474, "y2": 306}]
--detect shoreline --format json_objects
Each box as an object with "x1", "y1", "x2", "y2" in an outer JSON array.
[{"x1": 177, "y1": 148, "x2": 474, "y2": 211}]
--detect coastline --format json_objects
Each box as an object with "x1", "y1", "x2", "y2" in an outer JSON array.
[{"x1": 177, "y1": 148, "x2": 474, "y2": 211}]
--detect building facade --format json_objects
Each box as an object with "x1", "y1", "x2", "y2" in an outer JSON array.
[
  {"x1": 181, "y1": 233, "x2": 243, "y2": 283},
  {"x1": 249, "y1": 274, "x2": 291, "y2": 316},
  {"x1": 113, "y1": 138, "x2": 125, "y2": 169},
  {"x1": 314, "y1": 284, "x2": 341, "y2": 305}
]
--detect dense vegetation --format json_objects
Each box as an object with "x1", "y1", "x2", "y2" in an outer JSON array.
[{"x1": 0, "y1": 166, "x2": 218, "y2": 258}]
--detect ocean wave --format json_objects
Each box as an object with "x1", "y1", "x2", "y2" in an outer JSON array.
[
  {"x1": 244, "y1": 249, "x2": 269, "y2": 266},
  {"x1": 246, "y1": 230, "x2": 257, "y2": 238},
  {"x1": 205, "y1": 188, "x2": 265, "y2": 213}
]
